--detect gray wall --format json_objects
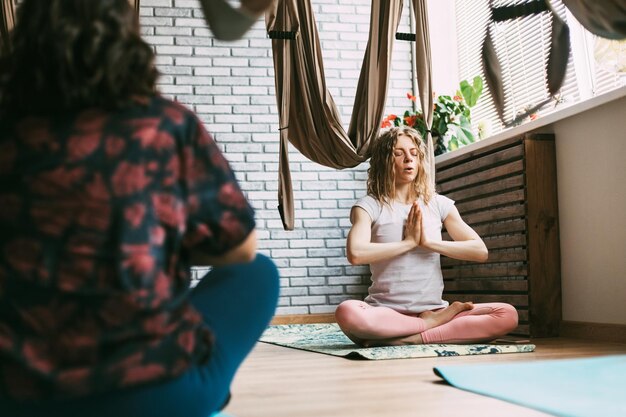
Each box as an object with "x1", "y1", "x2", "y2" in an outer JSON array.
[
  {"x1": 553, "y1": 94, "x2": 626, "y2": 325},
  {"x1": 138, "y1": 0, "x2": 415, "y2": 314}
]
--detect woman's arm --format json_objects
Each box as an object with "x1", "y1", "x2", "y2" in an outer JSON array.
[
  {"x1": 420, "y1": 206, "x2": 488, "y2": 262},
  {"x1": 190, "y1": 229, "x2": 258, "y2": 267},
  {"x1": 346, "y1": 206, "x2": 420, "y2": 265}
]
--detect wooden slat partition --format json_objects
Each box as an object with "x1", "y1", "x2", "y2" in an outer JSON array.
[
  {"x1": 441, "y1": 249, "x2": 527, "y2": 266},
  {"x1": 436, "y1": 133, "x2": 561, "y2": 337}
]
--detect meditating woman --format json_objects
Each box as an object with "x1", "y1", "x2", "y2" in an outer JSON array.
[
  {"x1": 0, "y1": 1, "x2": 278, "y2": 416},
  {"x1": 335, "y1": 126, "x2": 518, "y2": 347}
]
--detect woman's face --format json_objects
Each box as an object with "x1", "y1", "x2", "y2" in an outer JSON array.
[{"x1": 392, "y1": 134, "x2": 419, "y2": 185}]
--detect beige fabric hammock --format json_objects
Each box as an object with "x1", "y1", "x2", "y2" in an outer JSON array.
[
  {"x1": 562, "y1": 0, "x2": 626, "y2": 40},
  {"x1": 0, "y1": 0, "x2": 435, "y2": 232},
  {"x1": 0, "y1": 0, "x2": 15, "y2": 54},
  {"x1": 4, "y1": 0, "x2": 623, "y2": 230},
  {"x1": 266, "y1": 0, "x2": 435, "y2": 230},
  {"x1": 482, "y1": 0, "x2": 626, "y2": 125}
]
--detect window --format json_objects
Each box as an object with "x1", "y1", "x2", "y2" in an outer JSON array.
[
  {"x1": 569, "y1": 17, "x2": 626, "y2": 98},
  {"x1": 454, "y1": 0, "x2": 625, "y2": 137}
]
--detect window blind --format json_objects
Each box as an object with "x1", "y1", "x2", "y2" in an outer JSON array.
[
  {"x1": 590, "y1": 37, "x2": 626, "y2": 95},
  {"x1": 454, "y1": 0, "x2": 584, "y2": 135}
]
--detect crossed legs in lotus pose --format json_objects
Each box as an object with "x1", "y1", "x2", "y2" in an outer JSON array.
[{"x1": 335, "y1": 300, "x2": 518, "y2": 347}]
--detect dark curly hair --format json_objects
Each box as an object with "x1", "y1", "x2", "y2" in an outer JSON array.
[{"x1": 0, "y1": 0, "x2": 158, "y2": 117}]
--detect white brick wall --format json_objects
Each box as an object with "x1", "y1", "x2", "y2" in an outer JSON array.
[{"x1": 140, "y1": 0, "x2": 415, "y2": 314}]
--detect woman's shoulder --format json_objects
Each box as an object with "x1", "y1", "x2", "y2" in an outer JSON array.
[
  {"x1": 355, "y1": 194, "x2": 379, "y2": 205},
  {"x1": 432, "y1": 193, "x2": 454, "y2": 206},
  {"x1": 150, "y1": 95, "x2": 197, "y2": 120},
  {"x1": 141, "y1": 95, "x2": 206, "y2": 141},
  {"x1": 353, "y1": 195, "x2": 383, "y2": 221},
  {"x1": 428, "y1": 193, "x2": 455, "y2": 220},
  {"x1": 355, "y1": 195, "x2": 385, "y2": 211}
]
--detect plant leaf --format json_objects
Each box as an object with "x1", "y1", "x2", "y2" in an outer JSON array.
[
  {"x1": 472, "y1": 76, "x2": 483, "y2": 98},
  {"x1": 437, "y1": 118, "x2": 448, "y2": 136},
  {"x1": 414, "y1": 117, "x2": 427, "y2": 134},
  {"x1": 448, "y1": 137, "x2": 459, "y2": 151},
  {"x1": 449, "y1": 119, "x2": 474, "y2": 146},
  {"x1": 460, "y1": 77, "x2": 483, "y2": 107}
]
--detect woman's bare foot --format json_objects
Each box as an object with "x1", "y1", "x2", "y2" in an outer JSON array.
[{"x1": 418, "y1": 301, "x2": 473, "y2": 330}]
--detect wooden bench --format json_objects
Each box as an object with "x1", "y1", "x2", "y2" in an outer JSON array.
[{"x1": 436, "y1": 133, "x2": 561, "y2": 337}]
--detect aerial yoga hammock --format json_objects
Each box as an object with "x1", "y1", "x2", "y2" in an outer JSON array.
[
  {"x1": 482, "y1": 0, "x2": 626, "y2": 126},
  {"x1": 1, "y1": 0, "x2": 624, "y2": 230},
  {"x1": 266, "y1": 0, "x2": 626, "y2": 230},
  {"x1": 0, "y1": 0, "x2": 14, "y2": 54},
  {"x1": 0, "y1": 0, "x2": 435, "y2": 232},
  {"x1": 265, "y1": 0, "x2": 436, "y2": 230}
]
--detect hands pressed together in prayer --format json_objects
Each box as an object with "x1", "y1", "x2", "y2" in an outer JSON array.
[{"x1": 404, "y1": 201, "x2": 433, "y2": 250}]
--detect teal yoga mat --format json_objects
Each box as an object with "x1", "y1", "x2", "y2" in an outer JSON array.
[{"x1": 434, "y1": 354, "x2": 626, "y2": 417}]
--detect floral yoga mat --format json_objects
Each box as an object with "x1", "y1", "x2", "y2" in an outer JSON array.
[{"x1": 259, "y1": 323, "x2": 535, "y2": 360}]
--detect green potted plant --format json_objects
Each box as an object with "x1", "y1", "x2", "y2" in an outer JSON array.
[{"x1": 381, "y1": 76, "x2": 484, "y2": 155}]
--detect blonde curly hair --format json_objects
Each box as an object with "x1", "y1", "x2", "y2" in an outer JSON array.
[{"x1": 367, "y1": 126, "x2": 434, "y2": 205}]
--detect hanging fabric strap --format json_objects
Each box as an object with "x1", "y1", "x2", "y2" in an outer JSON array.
[
  {"x1": 272, "y1": 0, "x2": 295, "y2": 230},
  {"x1": 0, "y1": 0, "x2": 15, "y2": 54},
  {"x1": 128, "y1": 0, "x2": 140, "y2": 13},
  {"x1": 411, "y1": 0, "x2": 435, "y2": 193},
  {"x1": 266, "y1": 0, "x2": 434, "y2": 230},
  {"x1": 482, "y1": 0, "x2": 570, "y2": 126},
  {"x1": 482, "y1": 0, "x2": 626, "y2": 126},
  {"x1": 128, "y1": 0, "x2": 141, "y2": 26},
  {"x1": 562, "y1": 0, "x2": 626, "y2": 40}
]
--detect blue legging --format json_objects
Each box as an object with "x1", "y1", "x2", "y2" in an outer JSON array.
[{"x1": 1, "y1": 254, "x2": 280, "y2": 417}]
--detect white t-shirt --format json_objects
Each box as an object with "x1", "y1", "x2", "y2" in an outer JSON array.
[{"x1": 354, "y1": 194, "x2": 455, "y2": 314}]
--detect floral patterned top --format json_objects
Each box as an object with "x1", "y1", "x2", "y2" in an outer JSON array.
[{"x1": 0, "y1": 95, "x2": 255, "y2": 400}]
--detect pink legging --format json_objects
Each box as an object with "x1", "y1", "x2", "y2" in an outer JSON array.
[{"x1": 334, "y1": 300, "x2": 519, "y2": 344}]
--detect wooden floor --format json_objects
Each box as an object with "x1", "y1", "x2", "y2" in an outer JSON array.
[{"x1": 225, "y1": 337, "x2": 626, "y2": 417}]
